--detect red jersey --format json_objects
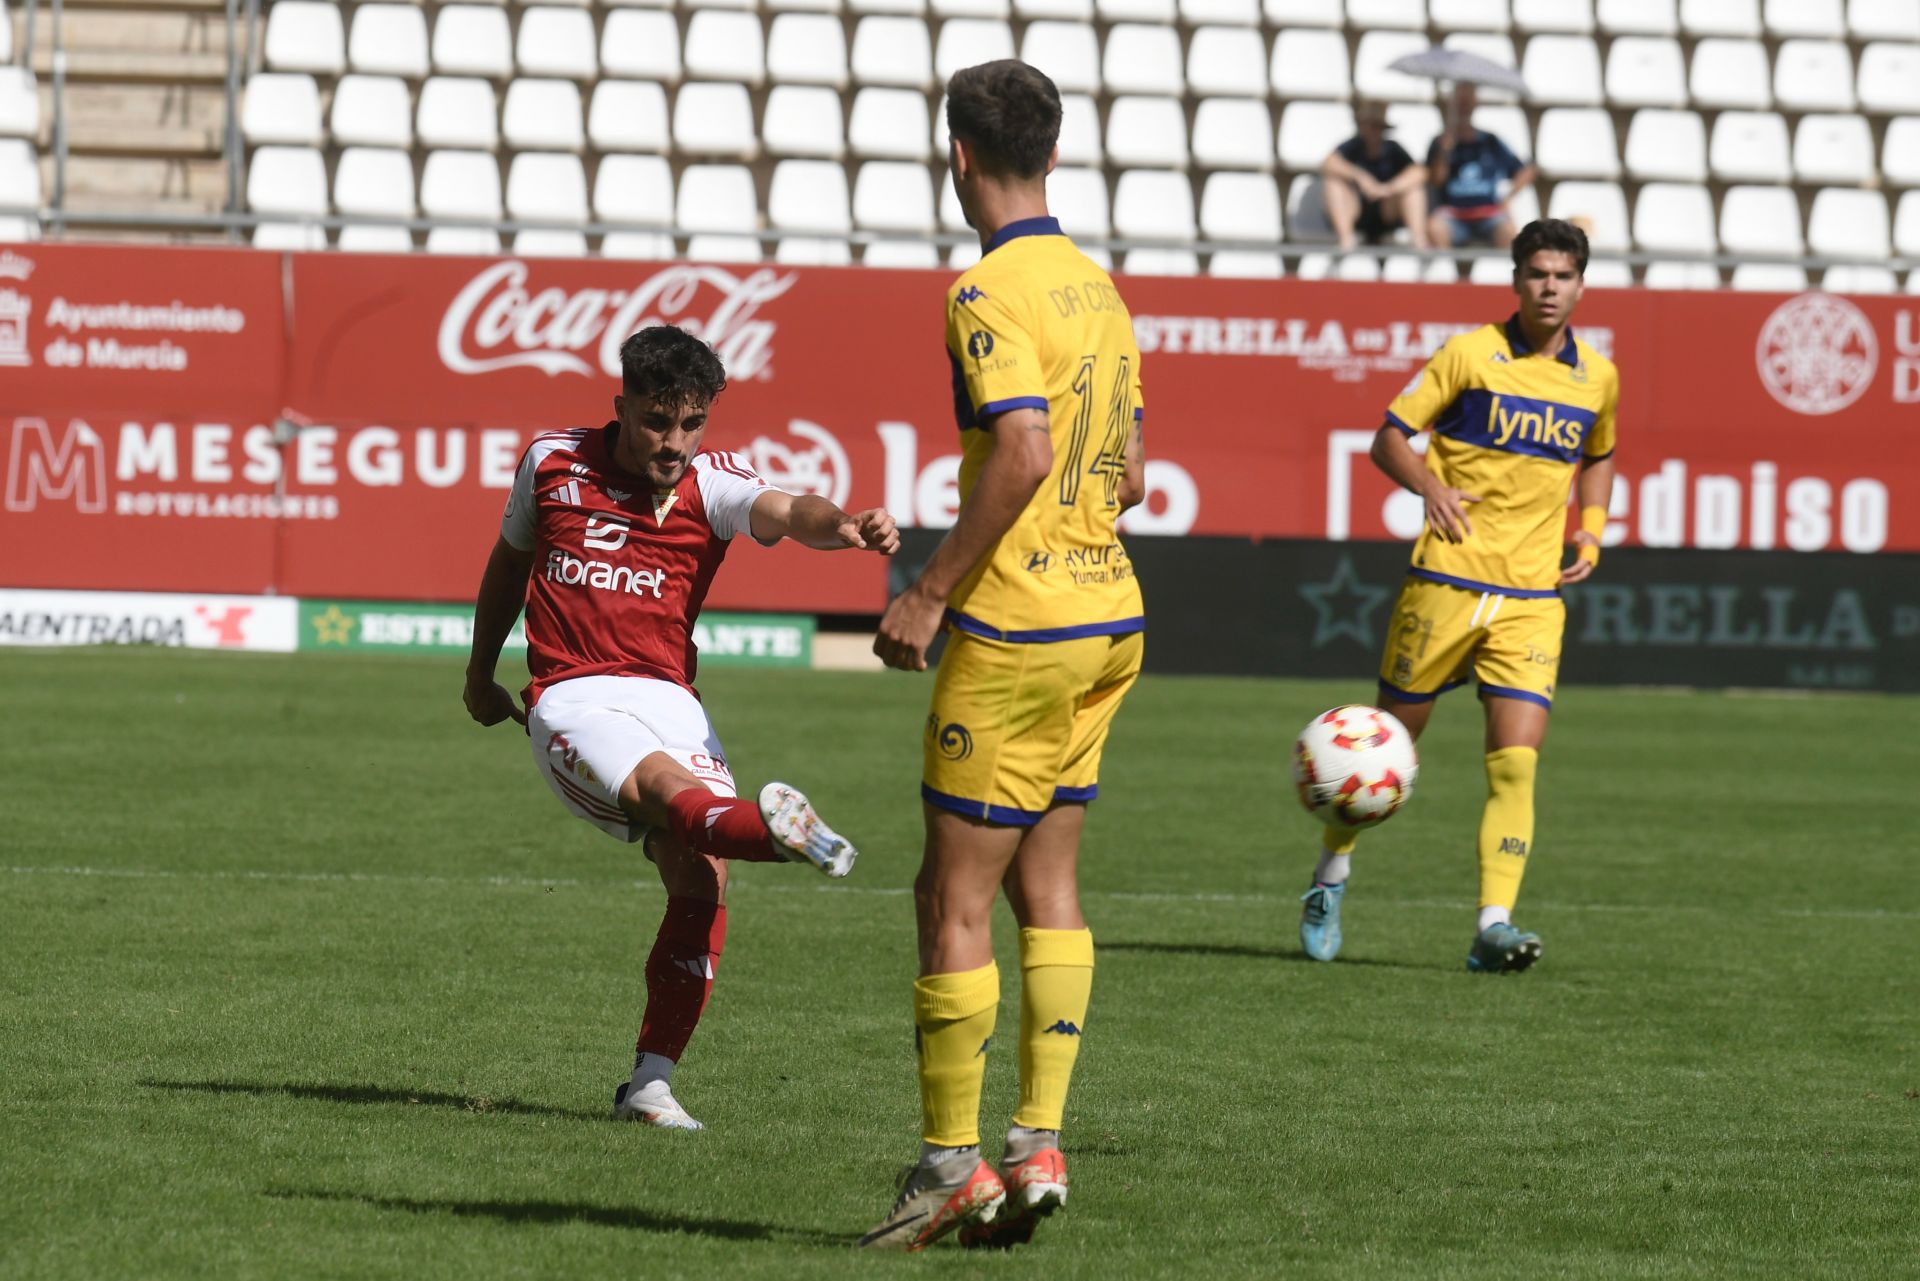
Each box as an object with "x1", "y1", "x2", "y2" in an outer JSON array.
[{"x1": 501, "y1": 422, "x2": 771, "y2": 705}]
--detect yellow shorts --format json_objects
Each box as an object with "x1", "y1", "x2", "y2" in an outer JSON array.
[
  {"x1": 922, "y1": 627, "x2": 1144, "y2": 826},
  {"x1": 1378, "y1": 575, "x2": 1563, "y2": 710}
]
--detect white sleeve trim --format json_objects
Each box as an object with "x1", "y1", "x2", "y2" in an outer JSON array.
[{"x1": 694, "y1": 451, "x2": 771, "y2": 542}]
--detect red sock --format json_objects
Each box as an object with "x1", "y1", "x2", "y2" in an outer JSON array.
[
  {"x1": 666, "y1": 788, "x2": 781, "y2": 862},
  {"x1": 636, "y1": 896, "x2": 729, "y2": 1063}
]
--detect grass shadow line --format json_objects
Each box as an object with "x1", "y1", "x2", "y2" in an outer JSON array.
[{"x1": 138, "y1": 1077, "x2": 601, "y2": 1121}]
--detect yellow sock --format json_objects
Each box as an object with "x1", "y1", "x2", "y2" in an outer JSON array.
[
  {"x1": 1478, "y1": 746, "x2": 1539, "y2": 912},
  {"x1": 1012, "y1": 927, "x2": 1095, "y2": 1132},
  {"x1": 1322, "y1": 824, "x2": 1359, "y2": 856},
  {"x1": 914, "y1": 963, "x2": 999, "y2": 1147}
]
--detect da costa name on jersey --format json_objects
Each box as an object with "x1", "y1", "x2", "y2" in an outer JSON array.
[{"x1": 544, "y1": 547, "x2": 666, "y2": 598}]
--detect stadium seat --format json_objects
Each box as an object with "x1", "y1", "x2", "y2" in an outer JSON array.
[
  {"x1": 1431, "y1": 0, "x2": 1512, "y2": 31},
  {"x1": 241, "y1": 73, "x2": 323, "y2": 146},
  {"x1": 0, "y1": 3, "x2": 11, "y2": 67},
  {"x1": 1709, "y1": 110, "x2": 1790, "y2": 181},
  {"x1": 589, "y1": 81, "x2": 671, "y2": 152},
  {"x1": 595, "y1": 153, "x2": 675, "y2": 228},
  {"x1": 1808, "y1": 187, "x2": 1891, "y2": 256},
  {"x1": 761, "y1": 85, "x2": 845, "y2": 156},
  {"x1": 673, "y1": 82, "x2": 760, "y2": 158},
  {"x1": 417, "y1": 78, "x2": 499, "y2": 150},
  {"x1": 1265, "y1": 0, "x2": 1342, "y2": 25},
  {"x1": 432, "y1": 7, "x2": 512, "y2": 79},
  {"x1": 1851, "y1": 0, "x2": 1920, "y2": 39},
  {"x1": 1605, "y1": 37, "x2": 1687, "y2": 107},
  {"x1": 1020, "y1": 23, "x2": 1100, "y2": 94},
  {"x1": 420, "y1": 227, "x2": 498, "y2": 255},
  {"x1": 1642, "y1": 260, "x2": 1721, "y2": 288},
  {"x1": 936, "y1": 20, "x2": 1016, "y2": 81},
  {"x1": 1583, "y1": 259, "x2": 1633, "y2": 286},
  {"x1": 1729, "y1": 262, "x2": 1808, "y2": 289},
  {"x1": 939, "y1": 169, "x2": 969, "y2": 229},
  {"x1": 519, "y1": 7, "x2": 598, "y2": 79},
  {"x1": 1547, "y1": 180, "x2": 1628, "y2": 249},
  {"x1": 1718, "y1": 184, "x2": 1803, "y2": 254},
  {"x1": 1385, "y1": 103, "x2": 1442, "y2": 161},
  {"x1": 1353, "y1": 31, "x2": 1435, "y2": 101},
  {"x1": 1688, "y1": 39, "x2": 1771, "y2": 108},
  {"x1": 264, "y1": 2, "x2": 345, "y2": 75},
  {"x1": 1058, "y1": 93, "x2": 1104, "y2": 164},
  {"x1": 421, "y1": 151, "x2": 503, "y2": 227},
  {"x1": 334, "y1": 147, "x2": 417, "y2": 218},
  {"x1": 852, "y1": 17, "x2": 935, "y2": 88},
  {"x1": 1631, "y1": 181, "x2": 1715, "y2": 252},
  {"x1": 1380, "y1": 252, "x2": 1424, "y2": 281},
  {"x1": 850, "y1": 87, "x2": 932, "y2": 158},
  {"x1": 1098, "y1": 0, "x2": 1176, "y2": 20},
  {"x1": 1348, "y1": 0, "x2": 1427, "y2": 26},
  {"x1": 601, "y1": 11, "x2": 683, "y2": 81},
  {"x1": 1764, "y1": 0, "x2": 1844, "y2": 36},
  {"x1": 1623, "y1": 108, "x2": 1706, "y2": 180},
  {"x1": 1597, "y1": 0, "x2": 1676, "y2": 33},
  {"x1": 1105, "y1": 25, "x2": 1185, "y2": 95},
  {"x1": 854, "y1": 160, "x2": 936, "y2": 231},
  {"x1": 850, "y1": 0, "x2": 928, "y2": 13},
  {"x1": 864, "y1": 240, "x2": 943, "y2": 267},
  {"x1": 0, "y1": 140, "x2": 40, "y2": 212},
  {"x1": 1896, "y1": 190, "x2": 1920, "y2": 253},
  {"x1": 246, "y1": 145, "x2": 327, "y2": 216},
  {"x1": 769, "y1": 0, "x2": 845, "y2": 13},
  {"x1": 677, "y1": 164, "x2": 760, "y2": 237},
  {"x1": 1182, "y1": 0, "x2": 1261, "y2": 24},
  {"x1": 0, "y1": 69, "x2": 38, "y2": 142},
  {"x1": 337, "y1": 225, "x2": 415, "y2": 253},
  {"x1": 329, "y1": 76, "x2": 410, "y2": 148},
  {"x1": 934, "y1": 0, "x2": 1010, "y2": 15},
  {"x1": 687, "y1": 0, "x2": 762, "y2": 13},
  {"x1": 768, "y1": 14, "x2": 850, "y2": 87},
  {"x1": 1105, "y1": 97, "x2": 1189, "y2": 168},
  {"x1": 1121, "y1": 248, "x2": 1201, "y2": 276},
  {"x1": 1440, "y1": 33, "x2": 1519, "y2": 102},
  {"x1": 1193, "y1": 97, "x2": 1274, "y2": 170},
  {"x1": 1513, "y1": 0, "x2": 1593, "y2": 31},
  {"x1": 1423, "y1": 256, "x2": 1461, "y2": 282},
  {"x1": 684, "y1": 12, "x2": 766, "y2": 84},
  {"x1": 1522, "y1": 35, "x2": 1604, "y2": 105},
  {"x1": 1200, "y1": 170, "x2": 1282, "y2": 241},
  {"x1": 776, "y1": 238, "x2": 855, "y2": 266},
  {"x1": 1473, "y1": 104, "x2": 1533, "y2": 161},
  {"x1": 1113, "y1": 168, "x2": 1196, "y2": 240},
  {"x1": 1680, "y1": 0, "x2": 1759, "y2": 35},
  {"x1": 1207, "y1": 249, "x2": 1285, "y2": 277},
  {"x1": 513, "y1": 230, "x2": 588, "y2": 258},
  {"x1": 1016, "y1": 0, "x2": 1095, "y2": 18},
  {"x1": 1270, "y1": 29, "x2": 1352, "y2": 101},
  {"x1": 1188, "y1": 27, "x2": 1268, "y2": 97},
  {"x1": 1793, "y1": 114, "x2": 1876, "y2": 184},
  {"x1": 1535, "y1": 108, "x2": 1621, "y2": 178},
  {"x1": 503, "y1": 79, "x2": 585, "y2": 151},
  {"x1": 254, "y1": 222, "x2": 327, "y2": 250},
  {"x1": 1886, "y1": 118, "x2": 1920, "y2": 186},
  {"x1": 1047, "y1": 166, "x2": 1110, "y2": 237},
  {"x1": 685, "y1": 234, "x2": 762, "y2": 262},
  {"x1": 1774, "y1": 40, "x2": 1854, "y2": 111},
  {"x1": 348, "y1": 5, "x2": 429, "y2": 79},
  {"x1": 1507, "y1": 182, "x2": 1541, "y2": 226},
  {"x1": 1821, "y1": 264, "x2": 1898, "y2": 293},
  {"x1": 1285, "y1": 173, "x2": 1334, "y2": 240},
  {"x1": 768, "y1": 158, "x2": 854, "y2": 232},
  {"x1": 1858, "y1": 43, "x2": 1920, "y2": 113}
]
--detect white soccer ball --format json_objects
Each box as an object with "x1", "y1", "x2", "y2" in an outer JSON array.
[{"x1": 1291, "y1": 705, "x2": 1419, "y2": 827}]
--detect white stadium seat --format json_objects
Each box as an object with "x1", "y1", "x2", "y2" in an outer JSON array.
[
  {"x1": 939, "y1": 168, "x2": 969, "y2": 229},
  {"x1": 331, "y1": 75, "x2": 411, "y2": 148},
  {"x1": 1098, "y1": 0, "x2": 1176, "y2": 20},
  {"x1": 1468, "y1": 254, "x2": 1511, "y2": 283},
  {"x1": 1632, "y1": 182, "x2": 1715, "y2": 253},
  {"x1": 1522, "y1": 35, "x2": 1604, "y2": 105},
  {"x1": 1681, "y1": 0, "x2": 1759, "y2": 35},
  {"x1": 1473, "y1": 104, "x2": 1533, "y2": 160},
  {"x1": 1774, "y1": 40, "x2": 1854, "y2": 111},
  {"x1": 1896, "y1": 190, "x2": 1920, "y2": 253},
  {"x1": 935, "y1": 0, "x2": 1009, "y2": 15},
  {"x1": 674, "y1": 82, "x2": 759, "y2": 158},
  {"x1": 595, "y1": 154, "x2": 675, "y2": 227},
  {"x1": 1605, "y1": 36, "x2": 1687, "y2": 107},
  {"x1": 1113, "y1": 169, "x2": 1196, "y2": 240},
  {"x1": 502, "y1": 79, "x2": 585, "y2": 151},
  {"x1": 1584, "y1": 259, "x2": 1633, "y2": 286},
  {"x1": 1858, "y1": 43, "x2": 1920, "y2": 113},
  {"x1": 264, "y1": 2, "x2": 345, "y2": 75},
  {"x1": 1121, "y1": 248, "x2": 1201, "y2": 276},
  {"x1": 334, "y1": 147, "x2": 416, "y2": 217},
  {"x1": 242, "y1": 73, "x2": 323, "y2": 146},
  {"x1": 337, "y1": 225, "x2": 414, "y2": 253},
  {"x1": 1765, "y1": 0, "x2": 1844, "y2": 36},
  {"x1": 688, "y1": 0, "x2": 762, "y2": 13},
  {"x1": 1709, "y1": 110, "x2": 1790, "y2": 181},
  {"x1": 776, "y1": 238, "x2": 854, "y2": 267},
  {"x1": 2, "y1": 141, "x2": 44, "y2": 216},
  {"x1": 1354, "y1": 31, "x2": 1436, "y2": 101},
  {"x1": 1058, "y1": 93, "x2": 1104, "y2": 164},
  {"x1": 768, "y1": 14, "x2": 850, "y2": 87},
  {"x1": 1643, "y1": 260, "x2": 1721, "y2": 288},
  {"x1": 513, "y1": 230, "x2": 588, "y2": 259},
  {"x1": 1200, "y1": 170, "x2": 1282, "y2": 241},
  {"x1": 935, "y1": 20, "x2": 1016, "y2": 81},
  {"x1": 1193, "y1": 97, "x2": 1273, "y2": 170},
  {"x1": 1020, "y1": 23, "x2": 1100, "y2": 94},
  {"x1": 1277, "y1": 99, "x2": 1354, "y2": 172},
  {"x1": 589, "y1": 81, "x2": 671, "y2": 152},
  {"x1": 1270, "y1": 29, "x2": 1352, "y2": 101},
  {"x1": 1534, "y1": 108, "x2": 1621, "y2": 179},
  {"x1": 850, "y1": 87, "x2": 932, "y2": 158},
  {"x1": 1347, "y1": 0, "x2": 1427, "y2": 28},
  {"x1": 685, "y1": 235, "x2": 762, "y2": 263},
  {"x1": 1104, "y1": 24, "x2": 1185, "y2": 95},
  {"x1": 254, "y1": 222, "x2": 328, "y2": 250},
  {"x1": 1821, "y1": 264, "x2": 1898, "y2": 293},
  {"x1": 1623, "y1": 108, "x2": 1706, "y2": 180},
  {"x1": 601, "y1": 11, "x2": 682, "y2": 81},
  {"x1": 1730, "y1": 263, "x2": 1809, "y2": 289},
  {"x1": 854, "y1": 161, "x2": 935, "y2": 232},
  {"x1": 1851, "y1": 0, "x2": 1920, "y2": 39},
  {"x1": 768, "y1": 159, "x2": 853, "y2": 232},
  {"x1": 1017, "y1": 0, "x2": 1094, "y2": 16},
  {"x1": 246, "y1": 145, "x2": 327, "y2": 216},
  {"x1": 864, "y1": 241, "x2": 942, "y2": 267},
  {"x1": 852, "y1": 17, "x2": 934, "y2": 88},
  {"x1": 1050, "y1": 166, "x2": 1112, "y2": 237},
  {"x1": 424, "y1": 227, "x2": 501, "y2": 255},
  {"x1": 1380, "y1": 253, "x2": 1424, "y2": 281},
  {"x1": 349, "y1": 5, "x2": 429, "y2": 79},
  {"x1": 1187, "y1": 27, "x2": 1268, "y2": 97},
  {"x1": 685, "y1": 11, "x2": 766, "y2": 84},
  {"x1": 1265, "y1": 0, "x2": 1342, "y2": 25},
  {"x1": 1689, "y1": 39, "x2": 1772, "y2": 109},
  {"x1": 1793, "y1": 114, "x2": 1876, "y2": 184},
  {"x1": 1598, "y1": 0, "x2": 1676, "y2": 33},
  {"x1": 677, "y1": 164, "x2": 760, "y2": 234},
  {"x1": 1440, "y1": 33, "x2": 1519, "y2": 102},
  {"x1": 1105, "y1": 96, "x2": 1189, "y2": 168},
  {"x1": 420, "y1": 150, "x2": 503, "y2": 222},
  {"x1": 1718, "y1": 185, "x2": 1803, "y2": 254},
  {"x1": 1431, "y1": 0, "x2": 1511, "y2": 31},
  {"x1": 850, "y1": 0, "x2": 926, "y2": 13},
  {"x1": 432, "y1": 7, "x2": 512, "y2": 79},
  {"x1": 1808, "y1": 187, "x2": 1891, "y2": 257},
  {"x1": 1885, "y1": 117, "x2": 1920, "y2": 186},
  {"x1": 1547, "y1": 180, "x2": 1628, "y2": 249},
  {"x1": 1513, "y1": 0, "x2": 1594, "y2": 31},
  {"x1": 1182, "y1": 0, "x2": 1261, "y2": 24},
  {"x1": 0, "y1": 69, "x2": 39, "y2": 142},
  {"x1": 417, "y1": 78, "x2": 498, "y2": 150},
  {"x1": 763, "y1": 85, "x2": 846, "y2": 157},
  {"x1": 1208, "y1": 249, "x2": 1285, "y2": 277},
  {"x1": 769, "y1": 0, "x2": 844, "y2": 12},
  {"x1": 518, "y1": 7, "x2": 598, "y2": 79}
]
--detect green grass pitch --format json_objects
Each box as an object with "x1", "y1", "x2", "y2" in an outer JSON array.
[{"x1": 3, "y1": 649, "x2": 1915, "y2": 1279}]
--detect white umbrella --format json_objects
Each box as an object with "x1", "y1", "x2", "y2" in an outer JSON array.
[{"x1": 1388, "y1": 46, "x2": 1528, "y2": 95}]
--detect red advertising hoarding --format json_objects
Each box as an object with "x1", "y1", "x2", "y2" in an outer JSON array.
[{"x1": 4, "y1": 243, "x2": 1915, "y2": 612}]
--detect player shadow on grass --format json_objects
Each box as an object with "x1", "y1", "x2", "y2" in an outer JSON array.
[
  {"x1": 138, "y1": 1078, "x2": 602, "y2": 1121},
  {"x1": 1100, "y1": 941, "x2": 1427, "y2": 969},
  {"x1": 267, "y1": 1188, "x2": 850, "y2": 1246}
]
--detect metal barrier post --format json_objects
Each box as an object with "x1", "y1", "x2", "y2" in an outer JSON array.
[{"x1": 49, "y1": 0, "x2": 65, "y2": 235}]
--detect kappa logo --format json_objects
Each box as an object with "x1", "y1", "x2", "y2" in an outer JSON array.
[
  {"x1": 956, "y1": 285, "x2": 988, "y2": 304},
  {"x1": 1490, "y1": 352, "x2": 1510, "y2": 364},
  {"x1": 583, "y1": 513, "x2": 630, "y2": 551},
  {"x1": 1042, "y1": 1020, "x2": 1081, "y2": 1036}
]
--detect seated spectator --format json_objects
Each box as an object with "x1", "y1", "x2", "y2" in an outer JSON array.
[
  {"x1": 1425, "y1": 83, "x2": 1535, "y2": 249},
  {"x1": 1322, "y1": 100, "x2": 1429, "y2": 251}
]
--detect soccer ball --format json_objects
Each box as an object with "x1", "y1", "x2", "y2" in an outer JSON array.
[{"x1": 1291, "y1": 705, "x2": 1419, "y2": 827}]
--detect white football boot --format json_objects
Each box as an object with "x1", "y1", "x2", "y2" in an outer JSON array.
[
  {"x1": 612, "y1": 1078, "x2": 703, "y2": 1131},
  {"x1": 758, "y1": 782, "x2": 858, "y2": 878}
]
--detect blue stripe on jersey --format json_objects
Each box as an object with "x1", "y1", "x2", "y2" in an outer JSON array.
[
  {"x1": 947, "y1": 610, "x2": 1146, "y2": 643},
  {"x1": 1386, "y1": 410, "x2": 1418, "y2": 435},
  {"x1": 1053, "y1": 784, "x2": 1100, "y2": 803},
  {"x1": 978, "y1": 395, "x2": 1051, "y2": 418},
  {"x1": 1583, "y1": 447, "x2": 1615, "y2": 462},
  {"x1": 1478, "y1": 682, "x2": 1554, "y2": 709},
  {"x1": 1408, "y1": 568, "x2": 1562, "y2": 599},
  {"x1": 922, "y1": 783, "x2": 1045, "y2": 826},
  {"x1": 1379, "y1": 676, "x2": 1471, "y2": 704},
  {"x1": 949, "y1": 348, "x2": 977, "y2": 431},
  {"x1": 1433, "y1": 388, "x2": 1596, "y2": 463},
  {"x1": 984, "y1": 216, "x2": 1065, "y2": 253}
]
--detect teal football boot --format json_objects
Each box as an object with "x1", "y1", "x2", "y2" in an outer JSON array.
[
  {"x1": 1466, "y1": 921, "x2": 1543, "y2": 973},
  {"x1": 1298, "y1": 882, "x2": 1346, "y2": 961}
]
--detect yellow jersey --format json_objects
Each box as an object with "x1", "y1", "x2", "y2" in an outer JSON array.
[
  {"x1": 1385, "y1": 317, "x2": 1619, "y2": 597},
  {"x1": 941, "y1": 216, "x2": 1147, "y2": 641}
]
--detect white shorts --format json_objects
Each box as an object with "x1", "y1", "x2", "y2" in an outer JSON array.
[{"x1": 526, "y1": 675, "x2": 736, "y2": 843}]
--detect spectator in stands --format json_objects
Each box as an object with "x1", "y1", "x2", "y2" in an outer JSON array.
[
  {"x1": 1322, "y1": 100, "x2": 1430, "y2": 252},
  {"x1": 1425, "y1": 83, "x2": 1535, "y2": 249}
]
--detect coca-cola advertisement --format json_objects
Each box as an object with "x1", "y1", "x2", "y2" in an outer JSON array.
[{"x1": 3, "y1": 244, "x2": 1916, "y2": 611}]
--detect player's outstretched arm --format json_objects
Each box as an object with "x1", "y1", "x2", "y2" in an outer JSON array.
[
  {"x1": 1371, "y1": 422, "x2": 1478, "y2": 543},
  {"x1": 747, "y1": 491, "x2": 901, "y2": 554},
  {"x1": 1560, "y1": 455, "x2": 1616, "y2": 585},
  {"x1": 464, "y1": 536, "x2": 534, "y2": 727}
]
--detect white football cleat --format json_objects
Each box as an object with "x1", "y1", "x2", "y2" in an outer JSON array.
[
  {"x1": 758, "y1": 782, "x2": 857, "y2": 878},
  {"x1": 613, "y1": 1078, "x2": 703, "y2": 1131}
]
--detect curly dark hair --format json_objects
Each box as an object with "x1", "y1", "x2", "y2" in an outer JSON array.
[
  {"x1": 946, "y1": 60, "x2": 1062, "y2": 179},
  {"x1": 1511, "y1": 218, "x2": 1590, "y2": 276},
  {"x1": 618, "y1": 325, "x2": 728, "y2": 409}
]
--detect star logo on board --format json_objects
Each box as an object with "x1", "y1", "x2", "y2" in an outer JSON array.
[
  {"x1": 310, "y1": 605, "x2": 356, "y2": 646},
  {"x1": 1298, "y1": 557, "x2": 1390, "y2": 648}
]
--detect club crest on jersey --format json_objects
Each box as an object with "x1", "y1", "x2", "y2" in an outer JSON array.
[
  {"x1": 967, "y1": 330, "x2": 994, "y2": 359},
  {"x1": 583, "y1": 514, "x2": 630, "y2": 551},
  {"x1": 650, "y1": 493, "x2": 679, "y2": 526}
]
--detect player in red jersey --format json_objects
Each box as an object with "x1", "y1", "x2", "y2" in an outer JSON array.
[{"x1": 463, "y1": 324, "x2": 900, "y2": 1130}]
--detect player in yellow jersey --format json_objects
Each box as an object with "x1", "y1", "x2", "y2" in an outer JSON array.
[
  {"x1": 859, "y1": 60, "x2": 1147, "y2": 1252},
  {"x1": 1298, "y1": 218, "x2": 1619, "y2": 975}
]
